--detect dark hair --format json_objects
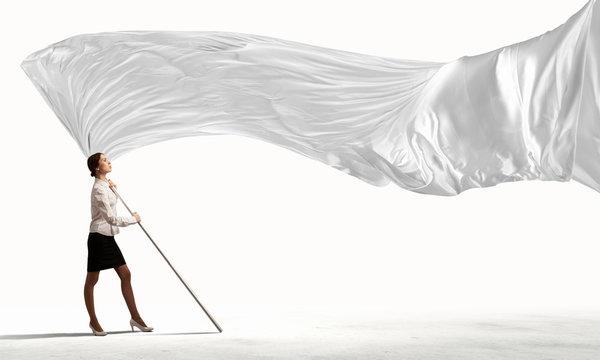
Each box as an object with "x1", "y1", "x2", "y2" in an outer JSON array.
[{"x1": 87, "y1": 152, "x2": 103, "y2": 177}]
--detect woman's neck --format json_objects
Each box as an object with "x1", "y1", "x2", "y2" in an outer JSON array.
[{"x1": 95, "y1": 174, "x2": 107, "y2": 181}]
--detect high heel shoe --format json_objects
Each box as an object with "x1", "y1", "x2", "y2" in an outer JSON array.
[
  {"x1": 89, "y1": 322, "x2": 107, "y2": 336},
  {"x1": 130, "y1": 318, "x2": 154, "y2": 332}
]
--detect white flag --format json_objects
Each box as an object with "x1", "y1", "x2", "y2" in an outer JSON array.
[{"x1": 21, "y1": 0, "x2": 600, "y2": 196}]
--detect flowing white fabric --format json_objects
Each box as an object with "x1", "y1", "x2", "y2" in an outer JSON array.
[{"x1": 20, "y1": 0, "x2": 600, "y2": 196}]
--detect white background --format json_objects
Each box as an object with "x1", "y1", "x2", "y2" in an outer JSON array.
[{"x1": 0, "y1": 0, "x2": 598, "y2": 334}]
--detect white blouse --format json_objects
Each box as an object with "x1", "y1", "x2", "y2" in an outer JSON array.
[{"x1": 89, "y1": 177, "x2": 137, "y2": 236}]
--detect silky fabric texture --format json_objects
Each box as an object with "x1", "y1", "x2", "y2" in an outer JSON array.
[{"x1": 20, "y1": 0, "x2": 600, "y2": 196}]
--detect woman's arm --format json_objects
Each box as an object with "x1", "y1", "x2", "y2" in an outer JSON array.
[{"x1": 93, "y1": 187, "x2": 137, "y2": 227}]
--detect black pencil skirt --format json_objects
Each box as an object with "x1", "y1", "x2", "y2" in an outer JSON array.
[{"x1": 87, "y1": 232, "x2": 126, "y2": 272}]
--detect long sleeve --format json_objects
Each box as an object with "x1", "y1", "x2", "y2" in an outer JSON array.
[{"x1": 92, "y1": 187, "x2": 137, "y2": 227}]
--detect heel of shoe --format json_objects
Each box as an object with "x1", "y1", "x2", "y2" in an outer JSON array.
[
  {"x1": 130, "y1": 318, "x2": 154, "y2": 332},
  {"x1": 89, "y1": 322, "x2": 107, "y2": 336}
]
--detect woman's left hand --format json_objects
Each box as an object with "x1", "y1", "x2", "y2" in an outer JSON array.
[{"x1": 108, "y1": 179, "x2": 117, "y2": 189}]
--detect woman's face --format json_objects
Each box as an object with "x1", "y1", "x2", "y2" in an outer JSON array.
[{"x1": 96, "y1": 154, "x2": 112, "y2": 175}]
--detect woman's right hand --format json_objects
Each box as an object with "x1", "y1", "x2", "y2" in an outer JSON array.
[{"x1": 133, "y1": 212, "x2": 141, "y2": 223}]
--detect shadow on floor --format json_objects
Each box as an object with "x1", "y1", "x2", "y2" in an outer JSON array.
[{"x1": 0, "y1": 331, "x2": 220, "y2": 340}]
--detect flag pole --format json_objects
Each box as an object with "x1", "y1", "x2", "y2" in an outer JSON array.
[{"x1": 109, "y1": 183, "x2": 223, "y2": 333}]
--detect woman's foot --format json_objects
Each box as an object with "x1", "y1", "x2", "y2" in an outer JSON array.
[
  {"x1": 90, "y1": 321, "x2": 104, "y2": 333},
  {"x1": 130, "y1": 317, "x2": 154, "y2": 332},
  {"x1": 89, "y1": 321, "x2": 107, "y2": 336},
  {"x1": 131, "y1": 316, "x2": 147, "y2": 327}
]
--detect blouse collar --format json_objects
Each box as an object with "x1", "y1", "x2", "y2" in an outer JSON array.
[{"x1": 94, "y1": 177, "x2": 109, "y2": 187}]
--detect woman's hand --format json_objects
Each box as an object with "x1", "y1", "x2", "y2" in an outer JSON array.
[
  {"x1": 108, "y1": 179, "x2": 117, "y2": 189},
  {"x1": 133, "y1": 212, "x2": 141, "y2": 223}
]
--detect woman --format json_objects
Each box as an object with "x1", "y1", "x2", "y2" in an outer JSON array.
[{"x1": 85, "y1": 152, "x2": 154, "y2": 336}]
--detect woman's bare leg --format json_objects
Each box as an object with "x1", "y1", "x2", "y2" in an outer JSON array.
[
  {"x1": 84, "y1": 271, "x2": 103, "y2": 331},
  {"x1": 114, "y1": 264, "x2": 147, "y2": 326}
]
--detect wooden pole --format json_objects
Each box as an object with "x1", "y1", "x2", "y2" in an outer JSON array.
[{"x1": 109, "y1": 184, "x2": 223, "y2": 333}]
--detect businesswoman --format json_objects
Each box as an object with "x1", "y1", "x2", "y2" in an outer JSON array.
[{"x1": 85, "y1": 152, "x2": 153, "y2": 336}]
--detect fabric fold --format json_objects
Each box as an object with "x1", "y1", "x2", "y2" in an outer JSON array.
[{"x1": 21, "y1": 0, "x2": 600, "y2": 196}]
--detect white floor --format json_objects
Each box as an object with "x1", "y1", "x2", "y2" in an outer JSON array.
[{"x1": 2, "y1": 308, "x2": 600, "y2": 359}]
